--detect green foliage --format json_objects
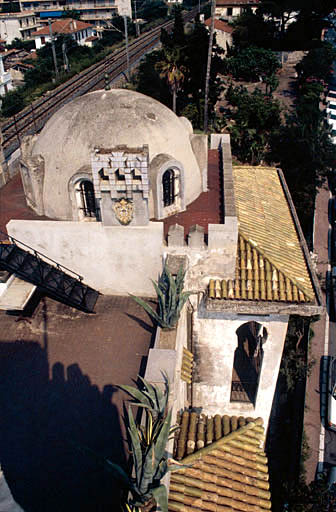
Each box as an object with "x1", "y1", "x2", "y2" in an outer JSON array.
[
  {"x1": 131, "y1": 263, "x2": 191, "y2": 330},
  {"x1": 282, "y1": 473, "x2": 336, "y2": 512},
  {"x1": 114, "y1": 373, "x2": 177, "y2": 511},
  {"x1": 279, "y1": 316, "x2": 315, "y2": 392},
  {"x1": 1, "y1": 1, "x2": 19, "y2": 12},
  {"x1": 61, "y1": 8, "x2": 81, "y2": 19},
  {"x1": 134, "y1": 17, "x2": 222, "y2": 128},
  {"x1": 295, "y1": 43, "x2": 336, "y2": 84},
  {"x1": 231, "y1": 9, "x2": 277, "y2": 50},
  {"x1": 223, "y1": 46, "x2": 281, "y2": 82},
  {"x1": 138, "y1": 0, "x2": 168, "y2": 21},
  {"x1": 225, "y1": 84, "x2": 282, "y2": 164},
  {"x1": 5, "y1": 37, "x2": 35, "y2": 51},
  {"x1": 231, "y1": 1, "x2": 335, "y2": 50},
  {"x1": 1, "y1": 88, "x2": 25, "y2": 117}
]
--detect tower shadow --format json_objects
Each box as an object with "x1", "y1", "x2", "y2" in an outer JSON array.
[{"x1": 0, "y1": 340, "x2": 126, "y2": 512}]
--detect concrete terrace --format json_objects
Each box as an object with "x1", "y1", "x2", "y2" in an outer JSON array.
[
  {"x1": 161, "y1": 149, "x2": 223, "y2": 239},
  {"x1": 0, "y1": 295, "x2": 155, "y2": 512}
]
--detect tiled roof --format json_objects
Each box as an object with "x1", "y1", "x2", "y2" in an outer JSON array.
[
  {"x1": 232, "y1": 166, "x2": 315, "y2": 300},
  {"x1": 204, "y1": 18, "x2": 234, "y2": 32},
  {"x1": 208, "y1": 234, "x2": 313, "y2": 302},
  {"x1": 169, "y1": 411, "x2": 271, "y2": 512},
  {"x1": 32, "y1": 18, "x2": 92, "y2": 36}
]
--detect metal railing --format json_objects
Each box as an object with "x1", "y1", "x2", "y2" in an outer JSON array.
[{"x1": 0, "y1": 229, "x2": 83, "y2": 281}]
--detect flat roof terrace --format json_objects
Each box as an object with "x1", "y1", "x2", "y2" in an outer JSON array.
[
  {"x1": 160, "y1": 149, "x2": 223, "y2": 240},
  {"x1": 0, "y1": 295, "x2": 155, "y2": 512}
]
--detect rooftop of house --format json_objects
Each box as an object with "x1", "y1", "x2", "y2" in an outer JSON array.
[
  {"x1": 31, "y1": 18, "x2": 92, "y2": 37},
  {"x1": 204, "y1": 17, "x2": 234, "y2": 32},
  {"x1": 169, "y1": 410, "x2": 270, "y2": 512}
]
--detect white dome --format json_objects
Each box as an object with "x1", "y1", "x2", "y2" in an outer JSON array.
[{"x1": 31, "y1": 89, "x2": 203, "y2": 220}]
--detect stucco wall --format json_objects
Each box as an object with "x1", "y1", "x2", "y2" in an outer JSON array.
[
  {"x1": 7, "y1": 219, "x2": 164, "y2": 295},
  {"x1": 192, "y1": 309, "x2": 289, "y2": 429}
]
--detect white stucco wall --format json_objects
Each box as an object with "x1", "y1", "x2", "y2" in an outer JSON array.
[
  {"x1": 7, "y1": 219, "x2": 164, "y2": 296},
  {"x1": 192, "y1": 309, "x2": 289, "y2": 429}
]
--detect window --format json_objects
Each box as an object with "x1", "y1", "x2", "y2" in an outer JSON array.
[
  {"x1": 227, "y1": 7, "x2": 232, "y2": 15},
  {"x1": 41, "y1": 36, "x2": 45, "y2": 44},
  {"x1": 162, "y1": 169, "x2": 175, "y2": 207},
  {"x1": 79, "y1": 180, "x2": 97, "y2": 217},
  {"x1": 230, "y1": 321, "x2": 267, "y2": 404}
]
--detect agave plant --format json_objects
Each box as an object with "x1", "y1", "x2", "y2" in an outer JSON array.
[
  {"x1": 131, "y1": 263, "x2": 191, "y2": 330},
  {"x1": 105, "y1": 373, "x2": 180, "y2": 512}
]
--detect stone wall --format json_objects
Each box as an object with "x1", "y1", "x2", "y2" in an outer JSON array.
[
  {"x1": 191, "y1": 304, "x2": 289, "y2": 430},
  {"x1": 7, "y1": 219, "x2": 164, "y2": 296}
]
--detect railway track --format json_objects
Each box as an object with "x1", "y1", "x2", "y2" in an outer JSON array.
[{"x1": 1, "y1": 9, "x2": 198, "y2": 156}]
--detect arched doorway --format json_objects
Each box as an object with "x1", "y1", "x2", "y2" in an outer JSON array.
[{"x1": 230, "y1": 321, "x2": 267, "y2": 404}]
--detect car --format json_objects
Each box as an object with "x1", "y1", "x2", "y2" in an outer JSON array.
[{"x1": 328, "y1": 356, "x2": 336, "y2": 430}]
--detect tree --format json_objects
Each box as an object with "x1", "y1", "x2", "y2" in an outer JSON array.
[
  {"x1": 138, "y1": 0, "x2": 167, "y2": 21},
  {"x1": 231, "y1": 8, "x2": 277, "y2": 49},
  {"x1": 295, "y1": 43, "x2": 336, "y2": 84},
  {"x1": 156, "y1": 47, "x2": 186, "y2": 113},
  {"x1": 257, "y1": 0, "x2": 299, "y2": 40},
  {"x1": 204, "y1": 0, "x2": 215, "y2": 132},
  {"x1": 225, "y1": 85, "x2": 282, "y2": 164},
  {"x1": 61, "y1": 8, "x2": 81, "y2": 19},
  {"x1": 222, "y1": 46, "x2": 281, "y2": 82}
]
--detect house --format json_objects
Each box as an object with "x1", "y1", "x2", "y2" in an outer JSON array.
[
  {"x1": 1, "y1": 0, "x2": 132, "y2": 28},
  {"x1": 31, "y1": 17, "x2": 94, "y2": 48},
  {"x1": 204, "y1": 17, "x2": 233, "y2": 52},
  {"x1": 0, "y1": 11, "x2": 40, "y2": 44},
  {"x1": 0, "y1": 53, "x2": 13, "y2": 97},
  {"x1": 0, "y1": 88, "x2": 323, "y2": 509},
  {"x1": 215, "y1": 0, "x2": 259, "y2": 21}
]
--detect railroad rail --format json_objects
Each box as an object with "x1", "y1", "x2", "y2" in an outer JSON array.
[{"x1": 1, "y1": 9, "x2": 198, "y2": 156}]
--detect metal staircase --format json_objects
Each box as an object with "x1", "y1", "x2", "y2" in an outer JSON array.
[{"x1": 0, "y1": 231, "x2": 99, "y2": 313}]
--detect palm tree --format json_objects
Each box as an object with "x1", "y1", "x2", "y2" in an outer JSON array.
[
  {"x1": 204, "y1": 0, "x2": 215, "y2": 132},
  {"x1": 156, "y1": 48, "x2": 186, "y2": 114}
]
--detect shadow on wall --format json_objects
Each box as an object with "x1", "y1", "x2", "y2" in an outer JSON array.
[{"x1": 0, "y1": 340, "x2": 126, "y2": 512}]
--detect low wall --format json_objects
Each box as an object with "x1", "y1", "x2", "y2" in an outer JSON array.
[{"x1": 7, "y1": 219, "x2": 164, "y2": 296}]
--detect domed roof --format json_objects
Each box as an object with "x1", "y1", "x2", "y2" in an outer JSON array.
[{"x1": 32, "y1": 89, "x2": 202, "y2": 220}]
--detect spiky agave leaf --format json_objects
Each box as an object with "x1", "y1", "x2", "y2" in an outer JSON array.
[
  {"x1": 118, "y1": 383, "x2": 154, "y2": 409},
  {"x1": 129, "y1": 294, "x2": 164, "y2": 327},
  {"x1": 151, "y1": 484, "x2": 168, "y2": 512},
  {"x1": 127, "y1": 406, "x2": 143, "y2": 490}
]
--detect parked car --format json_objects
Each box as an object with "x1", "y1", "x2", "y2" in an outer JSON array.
[{"x1": 328, "y1": 356, "x2": 336, "y2": 430}]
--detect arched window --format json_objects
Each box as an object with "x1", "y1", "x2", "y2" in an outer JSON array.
[
  {"x1": 162, "y1": 169, "x2": 175, "y2": 207},
  {"x1": 230, "y1": 321, "x2": 267, "y2": 404},
  {"x1": 79, "y1": 180, "x2": 96, "y2": 218}
]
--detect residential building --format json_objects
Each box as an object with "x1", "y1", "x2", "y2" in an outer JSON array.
[
  {"x1": 0, "y1": 53, "x2": 13, "y2": 96},
  {"x1": 0, "y1": 11, "x2": 40, "y2": 43},
  {"x1": 0, "y1": 0, "x2": 132, "y2": 27},
  {"x1": 204, "y1": 17, "x2": 233, "y2": 52},
  {"x1": 215, "y1": 0, "x2": 259, "y2": 21},
  {"x1": 31, "y1": 17, "x2": 94, "y2": 48}
]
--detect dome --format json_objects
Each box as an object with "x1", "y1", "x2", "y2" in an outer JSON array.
[{"x1": 27, "y1": 89, "x2": 204, "y2": 220}]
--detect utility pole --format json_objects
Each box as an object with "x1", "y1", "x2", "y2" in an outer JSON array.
[
  {"x1": 123, "y1": 15, "x2": 130, "y2": 80},
  {"x1": 62, "y1": 42, "x2": 69, "y2": 72},
  {"x1": 48, "y1": 19, "x2": 59, "y2": 81},
  {"x1": 133, "y1": 0, "x2": 140, "y2": 37}
]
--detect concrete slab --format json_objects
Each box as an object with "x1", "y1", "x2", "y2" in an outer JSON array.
[{"x1": 0, "y1": 277, "x2": 36, "y2": 311}]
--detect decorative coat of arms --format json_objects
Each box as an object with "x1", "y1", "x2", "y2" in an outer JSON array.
[{"x1": 114, "y1": 198, "x2": 133, "y2": 225}]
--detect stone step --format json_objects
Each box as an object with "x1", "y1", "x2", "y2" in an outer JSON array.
[{"x1": 0, "y1": 275, "x2": 36, "y2": 310}]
